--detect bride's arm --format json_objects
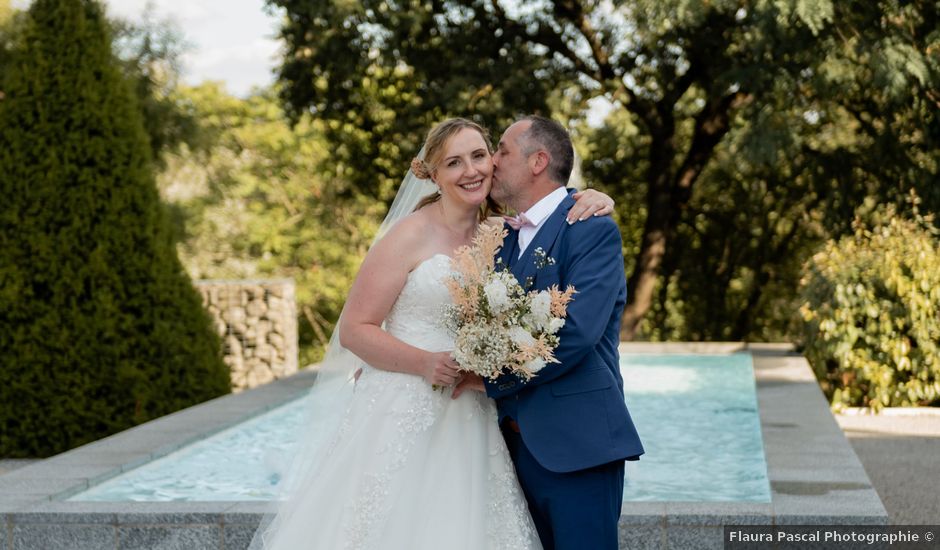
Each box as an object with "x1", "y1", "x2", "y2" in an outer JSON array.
[
  {"x1": 338, "y1": 217, "x2": 460, "y2": 387},
  {"x1": 566, "y1": 188, "x2": 615, "y2": 223},
  {"x1": 488, "y1": 189, "x2": 615, "y2": 225}
]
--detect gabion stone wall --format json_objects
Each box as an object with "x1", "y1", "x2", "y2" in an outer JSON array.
[{"x1": 195, "y1": 279, "x2": 299, "y2": 392}]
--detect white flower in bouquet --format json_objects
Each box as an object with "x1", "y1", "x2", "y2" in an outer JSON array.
[
  {"x1": 547, "y1": 317, "x2": 566, "y2": 334},
  {"x1": 483, "y1": 275, "x2": 512, "y2": 314},
  {"x1": 530, "y1": 291, "x2": 552, "y2": 320},
  {"x1": 523, "y1": 357, "x2": 546, "y2": 374},
  {"x1": 508, "y1": 325, "x2": 536, "y2": 348},
  {"x1": 524, "y1": 291, "x2": 554, "y2": 331},
  {"x1": 451, "y1": 321, "x2": 513, "y2": 380}
]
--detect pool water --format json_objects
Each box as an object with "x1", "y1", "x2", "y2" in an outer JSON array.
[
  {"x1": 71, "y1": 353, "x2": 770, "y2": 502},
  {"x1": 620, "y1": 353, "x2": 770, "y2": 502}
]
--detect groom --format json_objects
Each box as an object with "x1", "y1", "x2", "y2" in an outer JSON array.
[{"x1": 455, "y1": 115, "x2": 644, "y2": 550}]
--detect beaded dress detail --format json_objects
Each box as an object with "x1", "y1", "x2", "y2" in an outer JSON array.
[{"x1": 260, "y1": 254, "x2": 541, "y2": 550}]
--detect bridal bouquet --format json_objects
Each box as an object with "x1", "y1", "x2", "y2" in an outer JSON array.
[{"x1": 442, "y1": 223, "x2": 575, "y2": 381}]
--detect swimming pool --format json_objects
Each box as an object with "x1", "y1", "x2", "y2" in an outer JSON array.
[{"x1": 70, "y1": 353, "x2": 770, "y2": 503}]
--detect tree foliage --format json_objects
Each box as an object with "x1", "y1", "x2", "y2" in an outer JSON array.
[
  {"x1": 1, "y1": 1, "x2": 199, "y2": 164},
  {"x1": 800, "y1": 197, "x2": 940, "y2": 411},
  {"x1": 158, "y1": 83, "x2": 384, "y2": 365},
  {"x1": 267, "y1": 0, "x2": 939, "y2": 342},
  {"x1": 0, "y1": 0, "x2": 229, "y2": 457},
  {"x1": 0, "y1": 0, "x2": 23, "y2": 95},
  {"x1": 109, "y1": 6, "x2": 201, "y2": 165},
  {"x1": 629, "y1": 0, "x2": 939, "y2": 342},
  {"x1": 268, "y1": 0, "x2": 573, "y2": 203}
]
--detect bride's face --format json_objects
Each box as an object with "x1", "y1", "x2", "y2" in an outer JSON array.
[{"x1": 432, "y1": 128, "x2": 493, "y2": 207}]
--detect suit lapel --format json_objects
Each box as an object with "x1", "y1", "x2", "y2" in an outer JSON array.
[
  {"x1": 511, "y1": 192, "x2": 575, "y2": 285},
  {"x1": 497, "y1": 222, "x2": 519, "y2": 271}
]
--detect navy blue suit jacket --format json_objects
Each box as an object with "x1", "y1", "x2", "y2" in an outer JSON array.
[{"x1": 483, "y1": 190, "x2": 644, "y2": 473}]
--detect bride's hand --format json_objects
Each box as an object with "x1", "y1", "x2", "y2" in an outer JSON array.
[
  {"x1": 567, "y1": 188, "x2": 615, "y2": 224},
  {"x1": 422, "y1": 351, "x2": 461, "y2": 387},
  {"x1": 452, "y1": 372, "x2": 485, "y2": 399}
]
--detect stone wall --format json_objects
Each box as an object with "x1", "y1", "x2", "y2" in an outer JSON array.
[{"x1": 195, "y1": 279, "x2": 298, "y2": 392}]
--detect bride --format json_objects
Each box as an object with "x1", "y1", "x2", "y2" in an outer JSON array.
[{"x1": 251, "y1": 118, "x2": 614, "y2": 549}]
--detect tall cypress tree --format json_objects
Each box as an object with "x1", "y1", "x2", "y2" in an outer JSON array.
[{"x1": 0, "y1": 0, "x2": 230, "y2": 457}]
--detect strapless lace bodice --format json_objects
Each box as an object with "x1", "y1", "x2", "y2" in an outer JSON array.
[{"x1": 383, "y1": 254, "x2": 454, "y2": 353}]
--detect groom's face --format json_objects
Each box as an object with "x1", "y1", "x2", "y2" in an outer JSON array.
[{"x1": 490, "y1": 121, "x2": 532, "y2": 210}]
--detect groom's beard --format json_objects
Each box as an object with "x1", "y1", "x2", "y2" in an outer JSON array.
[{"x1": 490, "y1": 177, "x2": 519, "y2": 212}]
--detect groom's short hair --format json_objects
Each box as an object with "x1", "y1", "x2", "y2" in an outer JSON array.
[{"x1": 519, "y1": 115, "x2": 574, "y2": 186}]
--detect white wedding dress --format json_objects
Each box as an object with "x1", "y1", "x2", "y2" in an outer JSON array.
[{"x1": 259, "y1": 254, "x2": 542, "y2": 550}]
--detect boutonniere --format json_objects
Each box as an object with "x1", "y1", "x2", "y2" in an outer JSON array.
[
  {"x1": 522, "y1": 247, "x2": 557, "y2": 289},
  {"x1": 532, "y1": 247, "x2": 556, "y2": 270}
]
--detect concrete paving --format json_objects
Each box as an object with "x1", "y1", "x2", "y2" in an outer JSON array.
[
  {"x1": 836, "y1": 411, "x2": 940, "y2": 525},
  {"x1": 0, "y1": 460, "x2": 38, "y2": 477}
]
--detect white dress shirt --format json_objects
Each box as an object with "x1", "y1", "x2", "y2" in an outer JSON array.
[{"x1": 517, "y1": 187, "x2": 569, "y2": 258}]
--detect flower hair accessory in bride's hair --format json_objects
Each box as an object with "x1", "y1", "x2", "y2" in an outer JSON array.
[{"x1": 410, "y1": 157, "x2": 432, "y2": 180}]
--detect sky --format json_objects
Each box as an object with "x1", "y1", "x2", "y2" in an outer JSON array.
[
  {"x1": 13, "y1": 0, "x2": 284, "y2": 97},
  {"x1": 106, "y1": 0, "x2": 283, "y2": 97}
]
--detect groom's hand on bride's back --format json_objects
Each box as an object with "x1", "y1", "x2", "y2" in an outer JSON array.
[{"x1": 421, "y1": 351, "x2": 461, "y2": 387}]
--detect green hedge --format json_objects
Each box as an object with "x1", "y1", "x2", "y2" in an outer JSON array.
[
  {"x1": 800, "y1": 200, "x2": 940, "y2": 411},
  {"x1": 0, "y1": 0, "x2": 230, "y2": 458}
]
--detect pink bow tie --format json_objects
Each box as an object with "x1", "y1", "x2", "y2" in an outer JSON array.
[{"x1": 504, "y1": 213, "x2": 536, "y2": 230}]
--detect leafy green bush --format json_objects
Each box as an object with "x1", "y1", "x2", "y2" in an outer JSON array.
[
  {"x1": 800, "y1": 199, "x2": 940, "y2": 411},
  {"x1": 0, "y1": 0, "x2": 229, "y2": 457}
]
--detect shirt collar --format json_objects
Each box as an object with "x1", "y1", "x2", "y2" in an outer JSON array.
[{"x1": 521, "y1": 187, "x2": 569, "y2": 229}]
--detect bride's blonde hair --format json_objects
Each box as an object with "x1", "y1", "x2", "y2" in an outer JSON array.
[{"x1": 412, "y1": 118, "x2": 502, "y2": 220}]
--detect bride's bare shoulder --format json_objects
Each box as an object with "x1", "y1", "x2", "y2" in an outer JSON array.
[
  {"x1": 369, "y1": 209, "x2": 433, "y2": 260},
  {"x1": 385, "y1": 209, "x2": 433, "y2": 239}
]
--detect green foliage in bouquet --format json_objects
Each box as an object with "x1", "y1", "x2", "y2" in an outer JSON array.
[
  {"x1": 799, "y1": 197, "x2": 940, "y2": 411},
  {"x1": 0, "y1": 0, "x2": 229, "y2": 457}
]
